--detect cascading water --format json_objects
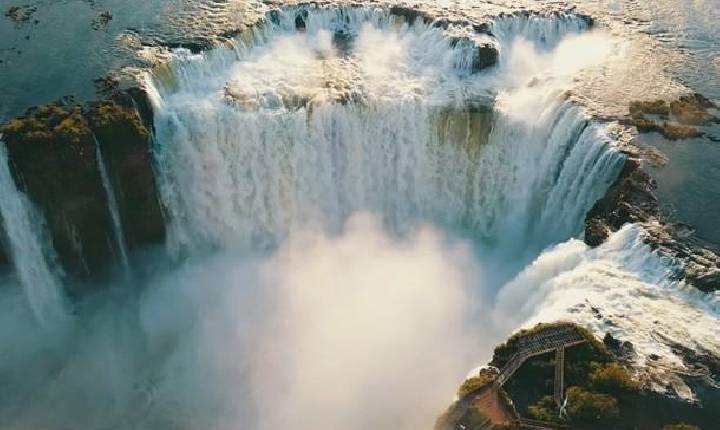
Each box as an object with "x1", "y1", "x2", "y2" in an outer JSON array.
[
  {"x1": 94, "y1": 135, "x2": 133, "y2": 278},
  {"x1": 148, "y1": 7, "x2": 624, "y2": 262},
  {"x1": 0, "y1": 140, "x2": 66, "y2": 328}
]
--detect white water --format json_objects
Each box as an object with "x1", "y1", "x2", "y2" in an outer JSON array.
[
  {"x1": 0, "y1": 141, "x2": 67, "y2": 328},
  {"x1": 0, "y1": 6, "x2": 717, "y2": 430},
  {"x1": 496, "y1": 224, "x2": 720, "y2": 399},
  {"x1": 94, "y1": 136, "x2": 133, "y2": 278},
  {"x1": 149, "y1": 8, "x2": 623, "y2": 261}
]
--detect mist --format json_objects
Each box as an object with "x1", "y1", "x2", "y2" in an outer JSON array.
[{"x1": 0, "y1": 213, "x2": 497, "y2": 430}]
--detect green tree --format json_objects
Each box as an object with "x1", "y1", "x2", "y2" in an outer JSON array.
[
  {"x1": 590, "y1": 362, "x2": 639, "y2": 394},
  {"x1": 565, "y1": 386, "x2": 619, "y2": 424}
]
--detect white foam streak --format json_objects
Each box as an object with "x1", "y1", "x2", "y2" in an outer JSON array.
[
  {"x1": 94, "y1": 136, "x2": 133, "y2": 278},
  {"x1": 0, "y1": 141, "x2": 67, "y2": 328}
]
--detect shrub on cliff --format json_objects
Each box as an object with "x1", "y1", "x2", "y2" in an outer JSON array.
[
  {"x1": 565, "y1": 386, "x2": 619, "y2": 424},
  {"x1": 589, "y1": 362, "x2": 639, "y2": 394},
  {"x1": 527, "y1": 395, "x2": 559, "y2": 423},
  {"x1": 458, "y1": 368, "x2": 497, "y2": 397}
]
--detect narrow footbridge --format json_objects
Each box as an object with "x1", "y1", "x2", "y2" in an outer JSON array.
[
  {"x1": 445, "y1": 324, "x2": 587, "y2": 430},
  {"x1": 494, "y1": 324, "x2": 587, "y2": 406}
]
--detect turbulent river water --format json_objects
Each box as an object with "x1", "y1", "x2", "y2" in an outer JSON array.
[{"x1": 0, "y1": 2, "x2": 719, "y2": 429}]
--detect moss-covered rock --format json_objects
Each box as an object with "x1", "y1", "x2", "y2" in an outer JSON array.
[
  {"x1": 1, "y1": 102, "x2": 115, "y2": 278},
  {"x1": 584, "y1": 157, "x2": 658, "y2": 247},
  {"x1": 624, "y1": 93, "x2": 717, "y2": 141},
  {"x1": 0, "y1": 89, "x2": 165, "y2": 280},
  {"x1": 630, "y1": 100, "x2": 670, "y2": 117}
]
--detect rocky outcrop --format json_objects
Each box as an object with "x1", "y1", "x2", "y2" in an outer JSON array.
[
  {"x1": 643, "y1": 223, "x2": 720, "y2": 293},
  {"x1": 1, "y1": 102, "x2": 117, "y2": 278},
  {"x1": 449, "y1": 35, "x2": 499, "y2": 74},
  {"x1": 0, "y1": 89, "x2": 165, "y2": 280},
  {"x1": 584, "y1": 157, "x2": 658, "y2": 246},
  {"x1": 621, "y1": 94, "x2": 719, "y2": 141},
  {"x1": 584, "y1": 141, "x2": 720, "y2": 292}
]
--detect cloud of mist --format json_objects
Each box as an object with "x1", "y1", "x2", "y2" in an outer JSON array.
[{"x1": 0, "y1": 213, "x2": 497, "y2": 430}]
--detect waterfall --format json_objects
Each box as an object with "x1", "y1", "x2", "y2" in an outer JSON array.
[
  {"x1": 148, "y1": 7, "x2": 624, "y2": 259},
  {"x1": 0, "y1": 140, "x2": 67, "y2": 327},
  {"x1": 94, "y1": 135, "x2": 132, "y2": 278}
]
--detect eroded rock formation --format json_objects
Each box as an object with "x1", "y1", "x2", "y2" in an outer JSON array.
[{"x1": 0, "y1": 90, "x2": 164, "y2": 279}]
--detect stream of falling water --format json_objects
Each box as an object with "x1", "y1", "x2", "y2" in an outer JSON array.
[
  {"x1": 94, "y1": 135, "x2": 133, "y2": 278},
  {"x1": 0, "y1": 141, "x2": 67, "y2": 328},
  {"x1": 148, "y1": 8, "x2": 624, "y2": 262}
]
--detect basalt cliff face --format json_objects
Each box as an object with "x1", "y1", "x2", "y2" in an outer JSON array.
[{"x1": 0, "y1": 90, "x2": 164, "y2": 280}]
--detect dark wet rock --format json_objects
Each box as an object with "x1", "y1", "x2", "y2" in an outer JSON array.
[
  {"x1": 642, "y1": 223, "x2": 720, "y2": 293},
  {"x1": 585, "y1": 218, "x2": 611, "y2": 247},
  {"x1": 584, "y1": 157, "x2": 658, "y2": 246},
  {"x1": 294, "y1": 13, "x2": 306, "y2": 31},
  {"x1": 664, "y1": 339, "x2": 720, "y2": 384},
  {"x1": 449, "y1": 36, "x2": 498, "y2": 73},
  {"x1": 4, "y1": 5, "x2": 37, "y2": 23},
  {"x1": 87, "y1": 92, "x2": 166, "y2": 254},
  {"x1": 0, "y1": 103, "x2": 116, "y2": 278},
  {"x1": 0, "y1": 89, "x2": 165, "y2": 279},
  {"x1": 91, "y1": 11, "x2": 113, "y2": 31},
  {"x1": 388, "y1": 6, "x2": 433, "y2": 25},
  {"x1": 604, "y1": 332, "x2": 621, "y2": 350},
  {"x1": 332, "y1": 29, "x2": 353, "y2": 54},
  {"x1": 93, "y1": 75, "x2": 120, "y2": 96},
  {"x1": 472, "y1": 41, "x2": 498, "y2": 72},
  {"x1": 577, "y1": 13, "x2": 594, "y2": 28}
]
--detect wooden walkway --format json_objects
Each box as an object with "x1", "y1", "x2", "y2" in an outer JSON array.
[{"x1": 444, "y1": 325, "x2": 587, "y2": 430}]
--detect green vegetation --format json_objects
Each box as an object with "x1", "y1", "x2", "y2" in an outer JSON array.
[
  {"x1": 1, "y1": 103, "x2": 91, "y2": 146},
  {"x1": 565, "y1": 386, "x2": 619, "y2": 423},
  {"x1": 458, "y1": 368, "x2": 497, "y2": 397},
  {"x1": 87, "y1": 100, "x2": 149, "y2": 141},
  {"x1": 527, "y1": 395, "x2": 559, "y2": 423},
  {"x1": 589, "y1": 362, "x2": 639, "y2": 394}
]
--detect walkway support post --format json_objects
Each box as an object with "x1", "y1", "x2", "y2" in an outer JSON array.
[{"x1": 553, "y1": 347, "x2": 565, "y2": 406}]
